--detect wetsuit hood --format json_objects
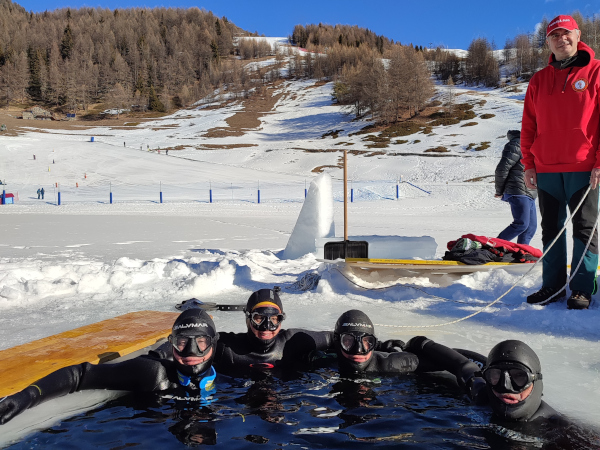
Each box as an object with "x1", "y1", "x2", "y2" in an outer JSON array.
[
  {"x1": 171, "y1": 308, "x2": 219, "y2": 377},
  {"x1": 485, "y1": 340, "x2": 543, "y2": 421},
  {"x1": 334, "y1": 310, "x2": 376, "y2": 373}
]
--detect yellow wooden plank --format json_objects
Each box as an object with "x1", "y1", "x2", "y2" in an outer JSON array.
[
  {"x1": 345, "y1": 258, "x2": 515, "y2": 266},
  {"x1": 0, "y1": 311, "x2": 179, "y2": 397}
]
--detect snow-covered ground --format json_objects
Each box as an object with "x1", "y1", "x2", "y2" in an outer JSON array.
[{"x1": 1, "y1": 51, "x2": 599, "y2": 445}]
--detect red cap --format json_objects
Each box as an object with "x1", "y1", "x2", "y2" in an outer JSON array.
[{"x1": 546, "y1": 15, "x2": 578, "y2": 37}]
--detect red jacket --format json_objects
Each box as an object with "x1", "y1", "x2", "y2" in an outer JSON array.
[{"x1": 521, "y1": 42, "x2": 600, "y2": 173}]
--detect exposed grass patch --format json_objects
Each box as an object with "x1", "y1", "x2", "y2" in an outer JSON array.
[
  {"x1": 366, "y1": 142, "x2": 389, "y2": 148},
  {"x1": 465, "y1": 174, "x2": 494, "y2": 182},
  {"x1": 467, "y1": 141, "x2": 491, "y2": 151},
  {"x1": 428, "y1": 103, "x2": 476, "y2": 126},
  {"x1": 394, "y1": 139, "x2": 409, "y2": 144},
  {"x1": 335, "y1": 141, "x2": 348, "y2": 145},
  {"x1": 348, "y1": 150, "x2": 369, "y2": 155},
  {"x1": 413, "y1": 140, "x2": 421, "y2": 144},
  {"x1": 480, "y1": 113, "x2": 495, "y2": 119},
  {"x1": 349, "y1": 124, "x2": 379, "y2": 136},
  {"x1": 461, "y1": 122, "x2": 478, "y2": 127},
  {"x1": 302, "y1": 148, "x2": 339, "y2": 153},
  {"x1": 124, "y1": 122, "x2": 140, "y2": 126},
  {"x1": 196, "y1": 143, "x2": 258, "y2": 150},
  {"x1": 312, "y1": 164, "x2": 340, "y2": 173},
  {"x1": 425, "y1": 146, "x2": 449, "y2": 153},
  {"x1": 322, "y1": 129, "x2": 343, "y2": 139}
]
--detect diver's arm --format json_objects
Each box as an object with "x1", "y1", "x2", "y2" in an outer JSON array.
[
  {"x1": 404, "y1": 336, "x2": 483, "y2": 392},
  {"x1": 0, "y1": 357, "x2": 169, "y2": 424},
  {"x1": 372, "y1": 351, "x2": 419, "y2": 373}
]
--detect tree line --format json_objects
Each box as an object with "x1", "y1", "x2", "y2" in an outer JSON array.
[
  {"x1": 0, "y1": 0, "x2": 241, "y2": 112},
  {"x1": 3, "y1": 0, "x2": 600, "y2": 123},
  {"x1": 426, "y1": 11, "x2": 600, "y2": 87}
]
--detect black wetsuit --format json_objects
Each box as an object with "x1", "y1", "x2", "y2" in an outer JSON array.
[
  {"x1": 215, "y1": 329, "x2": 334, "y2": 375},
  {"x1": 311, "y1": 349, "x2": 420, "y2": 375},
  {"x1": 153, "y1": 328, "x2": 335, "y2": 377},
  {"x1": 0, "y1": 355, "x2": 217, "y2": 424}
]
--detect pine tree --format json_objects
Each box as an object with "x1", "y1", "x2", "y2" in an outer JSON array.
[
  {"x1": 60, "y1": 24, "x2": 74, "y2": 60},
  {"x1": 148, "y1": 85, "x2": 165, "y2": 112}
]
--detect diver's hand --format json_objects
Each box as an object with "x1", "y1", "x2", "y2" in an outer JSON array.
[
  {"x1": 467, "y1": 376, "x2": 487, "y2": 403},
  {"x1": 0, "y1": 388, "x2": 36, "y2": 424},
  {"x1": 377, "y1": 339, "x2": 406, "y2": 353}
]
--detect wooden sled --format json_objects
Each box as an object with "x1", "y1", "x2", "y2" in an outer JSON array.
[
  {"x1": 323, "y1": 257, "x2": 542, "y2": 287},
  {"x1": 0, "y1": 310, "x2": 179, "y2": 398}
]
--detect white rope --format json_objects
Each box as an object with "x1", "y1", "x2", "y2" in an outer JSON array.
[{"x1": 328, "y1": 185, "x2": 596, "y2": 329}]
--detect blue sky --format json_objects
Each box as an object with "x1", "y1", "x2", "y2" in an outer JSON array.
[{"x1": 15, "y1": 0, "x2": 600, "y2": 49}]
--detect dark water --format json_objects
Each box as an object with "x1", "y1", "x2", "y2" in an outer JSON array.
[{"x1": 6, "y1": 370, "x2": 598, "y2": 449}]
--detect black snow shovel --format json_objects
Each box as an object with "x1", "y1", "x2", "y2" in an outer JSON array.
[{"x1": 323, "y1": 149, "x2": 368, "y2": 260}]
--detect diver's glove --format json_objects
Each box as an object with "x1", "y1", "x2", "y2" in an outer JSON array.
[
  {"x1": 0, "y1": 386, "x2": 40, "y2": 424},
  {"x1": 377, "y1": 339, "x2": 406, "y2": 353},
  {"x1": 467, "y1": 375, "x2": 487, "y2": 402}
]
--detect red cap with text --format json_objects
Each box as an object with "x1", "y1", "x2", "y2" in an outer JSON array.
[{"x1": 546, "y1": 15, "x2": 578, "y2": 37}]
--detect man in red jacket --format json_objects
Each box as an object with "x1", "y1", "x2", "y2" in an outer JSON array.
[{"x1": 522, "y1": 15, "x2": 600, "y2": 309}]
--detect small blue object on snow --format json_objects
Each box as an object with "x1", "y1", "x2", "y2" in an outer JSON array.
[{"x1": 90, "y1": 137, "x2": 94, "y2": 142}]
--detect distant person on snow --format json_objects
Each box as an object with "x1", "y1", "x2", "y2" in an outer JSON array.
[
  {"x1": 40, "y1": 188, "x2": 44, "y2": 200},
  {"x1": 522, "y1": 15, "x2": 600, "y2": 309},
  {"x1": 36, "y1": 188, "x2": 40, "y2": 199},
  {"x1": 494, "y1": 130, "x2": 537, "y2": 245},
  {"x1": 0, "y1": 309, "x2": 220, "y2": 425}
]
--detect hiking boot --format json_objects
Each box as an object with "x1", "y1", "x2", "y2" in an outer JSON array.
[
  {"x1": 527, "y1": 287, "x2": 566, "y2": 305},
  {"x1": 567, "y1": 291, "x2": 591, "y2": 310}
]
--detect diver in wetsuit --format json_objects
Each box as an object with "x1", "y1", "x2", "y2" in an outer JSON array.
[
  {"x1": 314, "y1": 309, "x2": 481, "y2": 389},
  {"x1": 0, "y1": 309, "x2": 220, "y2": 425},
  {"x1": 212, "y1": 288, "x2": 334, "y2": 375}
]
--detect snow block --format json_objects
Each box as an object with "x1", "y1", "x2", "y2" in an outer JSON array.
[{"x1": 283, "y1": 173, "x2": 335, "y2": 259}]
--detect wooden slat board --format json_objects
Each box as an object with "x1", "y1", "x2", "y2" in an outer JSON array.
[
  {"x1": 0, "y1": 310, "x2": 179, "y2": 398},
  {"x1": 343, "y1": 258, "x2": 539, "y2": 274}
]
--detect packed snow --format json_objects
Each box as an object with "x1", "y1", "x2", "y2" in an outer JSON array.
[{"x1": 0, "y1": 48, "x2": 599, "y2": 445}]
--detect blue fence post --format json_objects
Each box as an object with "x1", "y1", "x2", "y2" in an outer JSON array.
[
  {"x1": 396, "y1": 183, "x2": 399, "y2": 199},
  {"x1": 209, "y1": 189, "x2": 212, "y2": 203},
  {"x1": 109, "y1": 182, "x2": 112, "y2": 204},
  {"x1": 257, "y1": 181, "x2": 260, "y2": 204},
  {"x1": 160, "y1": 181, "x2": 163, "y2": 203},
  {"x1": 351, "y1": 188, "x2": 354, "y2": 203},
  {"x1": 209, "y1": 181, "x2": 212, "y2": 203},
  {"x1": 110, "y1": 192, "x2": 113, "y2": 204},
  {"x1": 1, "y1": 190, "x2": 5, "y2": 205},
  {"x1": 304, "y1": 188, "x2": 307, "y2": 198},
  {"x1": 304, "y1": 180, "x2": 307, "y2": 198},
  {"x1": 58, "y1": 191, "x2": 61, "y2": 205}
]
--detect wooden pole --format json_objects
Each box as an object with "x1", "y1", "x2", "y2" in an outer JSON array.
[{"x1": 344, "y1": 149, "x2": 348, "y2": 241}]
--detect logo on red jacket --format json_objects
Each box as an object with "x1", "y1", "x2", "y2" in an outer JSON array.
[{"x1": 572, "y1": 78, "x2": 588, "y2": 92}]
